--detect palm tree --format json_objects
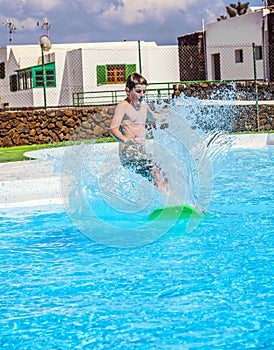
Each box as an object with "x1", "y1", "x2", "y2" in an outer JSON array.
[
  {"x1": 226, "y1": 6, "x2": 237, "y2": 17},
  {"x1": 217, "y1": 15, "x2": 227, "y2": 21},
  {"x1": 229, "y1": 2, "x2": 249, "y2": 16},
  {"x1": 217, "y1": 1, "x2": 249, "y2": 21}
]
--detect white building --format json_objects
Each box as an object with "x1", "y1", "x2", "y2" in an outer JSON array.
[
  {"x1": 205, "y1": 7, "x2": 270, "y2": 81},
  {"x1": 0, "y1": 41, "x2": 179, "y2": 109}
]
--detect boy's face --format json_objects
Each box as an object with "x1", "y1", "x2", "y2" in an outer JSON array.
[{"x1": 128, "y1": 84, "x2": 147, "y2": 102}]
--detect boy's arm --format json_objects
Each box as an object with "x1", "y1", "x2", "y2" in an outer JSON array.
[
  {"x1": 110, "y1": 102, "x2": 128, "y2": 143},
  {"x1": 146, "y1": 104, "x2": 168, "y2": 124}
]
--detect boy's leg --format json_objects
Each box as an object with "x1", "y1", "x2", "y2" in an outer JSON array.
[{"x1": 150, "y1": 164, "x2": 168, "y2": 194}]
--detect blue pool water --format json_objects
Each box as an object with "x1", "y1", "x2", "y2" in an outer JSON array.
[{"x1": 0, "y1": 147, "x2": 273, "y2": 349}]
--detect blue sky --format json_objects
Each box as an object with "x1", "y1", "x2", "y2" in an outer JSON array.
[{"x1": 0, "y1": 0, "x2": 267, "y2": 46}]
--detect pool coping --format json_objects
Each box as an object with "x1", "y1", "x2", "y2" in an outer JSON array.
[{"x1": 0, "y1": 133, "x2": 273, "y2": 209}]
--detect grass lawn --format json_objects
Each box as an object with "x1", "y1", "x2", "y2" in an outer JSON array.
[
  {"x1": 0, "y1": 144, "x2": 51, "y2": 163},
  {"x1": 0, "y1": 138, "x2": 115, "y2": 163}
]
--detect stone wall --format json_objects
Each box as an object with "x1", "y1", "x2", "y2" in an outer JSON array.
[
  {"x1": 233, "y1": 104, "x2": 274, "y2": 132},
  {"x1": 173, "y1": 82, "x2": 274, "y2": 132},
  {"x1": 1, "y1": 81, "x2": 274, "y2": 148},
  {"x1": 173, "y1": 81, "x2": 274, "y2": 101},
  {"x1": 0, "y1": 106, "x2": 115, "y2": 148}
]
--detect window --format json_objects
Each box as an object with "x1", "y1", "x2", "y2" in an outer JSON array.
[
  {"x1": 9, "y1": 74, "x2": 18, "y2": 92},
  {"x1": 18, "y1": 70, "x2": 32, "y2": 90},
  {"x1": 212, "y1": 53, "x2": 221, "y2": 80},
  {"x1": 9, "y1": 62, "x2": 55, "y2": 91},
  {"x1": 255, "y1": 46, "x2": 263, "y2": 60},
  {"x1": 97, "y1": 64, "x2": 136, "y2": 85},
  {"x1": 45, "y1": 69, "x2": 55, "y2": 86},
  {"x1": 107, "y1": 65, "x2": 126, "y2": 83},
  {"x1": 32, "y1": 62, "x2": 56, "y2": 88},
  {"x1": 0, "y1": 62, "x2": 5, "y2": 79},
  {"x1": 35, "y1": 70, "x2": 44, "y2": 87},
  {"x1": 235, "y1": 49, "x2": 243, "y2": 63}
]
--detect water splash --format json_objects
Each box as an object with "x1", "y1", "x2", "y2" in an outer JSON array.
[
  {"x1": 60, "y1": 85, "x2": 236, "y2": 246},
  {"x1": 151, "y1": 88, "x2": 235, "y2": 212}
]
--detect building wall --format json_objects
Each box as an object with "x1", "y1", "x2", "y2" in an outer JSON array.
[
  {"x1": 140, "y1": 45, "x2": 179, "y2": 83},
  {"x1": 58, "y1": 49, "x2": 84, "y2": 106},
  {"x1": 267, "y1": 12, "x2": 274, "y2": 81},
  {"x1": 206, "y1": 11, "x2": 264, "y2": 80},
  {"x1": 0, "y1": 41, "x2": 179, "y2": 109},
  {"x1": 0, "y1": 48, "x2": 8, "y2": 107},
  {"x1": 81, "y1": 43, "x2": 140, "y2": 92},
  {"x1": 11, "y1": 52, "x2": 36, "y2": 108},
  {"x1": 178, "y1": 31, "x2": 206, "y2": 81}
]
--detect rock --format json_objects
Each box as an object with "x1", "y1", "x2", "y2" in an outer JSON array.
[
  {"x1": 2, "y1": 136, "x2": 13, "y2": 147},
  {"x1": 29, "y1": 129, "x2": 36, "y2": 136},
  {"x1": 56, "y1": 121, "x2": 63, "y2": 128},
  {"x1": 66, "y1": 118, "x2": 76, "y2": 127}
]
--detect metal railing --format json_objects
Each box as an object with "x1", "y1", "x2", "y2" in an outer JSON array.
[{"x1": 72, "y1": 82, "x2": 180, "y2": 106}]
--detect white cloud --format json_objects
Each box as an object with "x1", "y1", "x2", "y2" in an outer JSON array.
[
  {"x1": 23, "y1": 0, "x2": 63, "y2": 12},
  {"x1": 0, "y1": 0, "x2": 265, "y2": 45},
  {"x1": 98, "y1": 0, "x2": 196, "y2": 26}
]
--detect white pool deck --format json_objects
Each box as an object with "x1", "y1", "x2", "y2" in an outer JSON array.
[{"x1": 0, "y1": 133, "x2": 273, "y2": 209}]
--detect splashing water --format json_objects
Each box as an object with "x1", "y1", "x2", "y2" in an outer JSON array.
[
  {"x1": 151, "y1": 88, "x2": 236, "y2": 209},
  {"x1": 60, "y1": 86, "x2": 235, "y2": 247}
]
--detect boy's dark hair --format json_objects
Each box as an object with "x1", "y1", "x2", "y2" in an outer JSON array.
[{"x1": 126, "y1": 73, "x2": 148, "y2": 90}]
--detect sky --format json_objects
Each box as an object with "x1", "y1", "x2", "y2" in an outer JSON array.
[{"x1": 0, "y1": 0, "x2": 267, "y2": 46}]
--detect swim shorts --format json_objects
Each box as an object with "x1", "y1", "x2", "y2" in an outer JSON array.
[{"x1": 120, "y1": 143, "x2": 160, "y2": 183}]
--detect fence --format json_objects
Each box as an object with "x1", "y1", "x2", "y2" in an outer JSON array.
[
  {"x1": 0, "y1": 40, "x2": 274, "y2": 110},
  {"x1": 72, "y1": 82, "x2": 178, "y2": 106}
]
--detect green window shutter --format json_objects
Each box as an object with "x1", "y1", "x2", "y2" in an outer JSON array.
[
  {"x1": 125, "y1": 64, "x2": 136, "y2": 79},
  {"x1": 97, "y1": 65, "x2": 107, "y2": 84},
  {"x1": 31, "y1": 63, "x2": 56, "y2": 88},
  {"x1": 32, "y1": 66, "x2": 44, "y2": 88}
]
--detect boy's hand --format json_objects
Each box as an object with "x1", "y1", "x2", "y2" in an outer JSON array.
[
  {"x1": 159, "y1": 122, "x2": 169, "y2": 130},
  {"x1": 156, "y1": 115, "x2": 169, "y2": 129}
]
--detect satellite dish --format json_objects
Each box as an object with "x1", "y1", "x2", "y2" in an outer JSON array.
[{"x1": 39, "y1": 35, "x2": 51, "y2": 51}]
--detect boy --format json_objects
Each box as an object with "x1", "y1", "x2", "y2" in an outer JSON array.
[{"x1": 110, "y1": 73, "x2": 167, "y2": 192}]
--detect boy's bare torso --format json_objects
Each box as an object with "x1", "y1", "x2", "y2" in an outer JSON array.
[{"x1": 119, "y1": 100, "x2": 148, "y2": 146}]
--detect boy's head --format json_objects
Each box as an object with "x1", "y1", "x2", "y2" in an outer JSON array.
[
  {"x1": 126, "y1": 73, "x2": 148, "y2": 91},
  {"x1": 125, "y1": 73, "x2": 148, "y2": 102}
]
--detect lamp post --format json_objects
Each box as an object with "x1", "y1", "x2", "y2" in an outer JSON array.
[
  {"x1": 138, "y1": 40, "x2": 142, "y2": 74},
  {"x1": 39, "y1": 35, "x2": 51, "y2": 110}
]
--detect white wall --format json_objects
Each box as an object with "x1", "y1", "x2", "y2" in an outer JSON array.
[
  {"x1": 0, "y1": 48, "x2": 8, "y2": 107},
  {"x1": 32, "y1": 48, "x2": 83, "y2": 107},
  {"x1": 80, "y1": 41, "x2": 179, "y2": 104},
  {"x1": 58, "y1": 49, "x2": 83, "y2": 106},
  {"x1": 206, "y1": 11, "x2": 264, "y2": 80},
  {"x1": 0, "y1": 41, "x2": 179, "y2": 108},
  {"x1": 81, "y1": 43, "x2": 140, "y2": 92},
  {"x1": 142, "y1": 45, "x2": 179, "y2": 83},
  {"x1": 6, "y1": 49, "x2": 34, "y2": 108}
]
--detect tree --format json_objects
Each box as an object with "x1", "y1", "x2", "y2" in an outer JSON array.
[
  {"x1": 229, "y1": 2, "x2": 250, "y2": 16},
  {"x1": 217, "y1": 15, "x2": 227, "y2": 21},
  {"x1": 217, "y1": 1, "x2": 249, "y2": 21}
]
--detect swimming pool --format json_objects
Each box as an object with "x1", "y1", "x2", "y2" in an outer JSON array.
[{"x1": 1, "y1": 146, "x2": 273, "y2": 349}]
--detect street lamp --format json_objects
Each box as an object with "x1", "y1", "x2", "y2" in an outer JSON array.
[{"x1": 39, "y1": 35, "x2": 51, "y2": 110}]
